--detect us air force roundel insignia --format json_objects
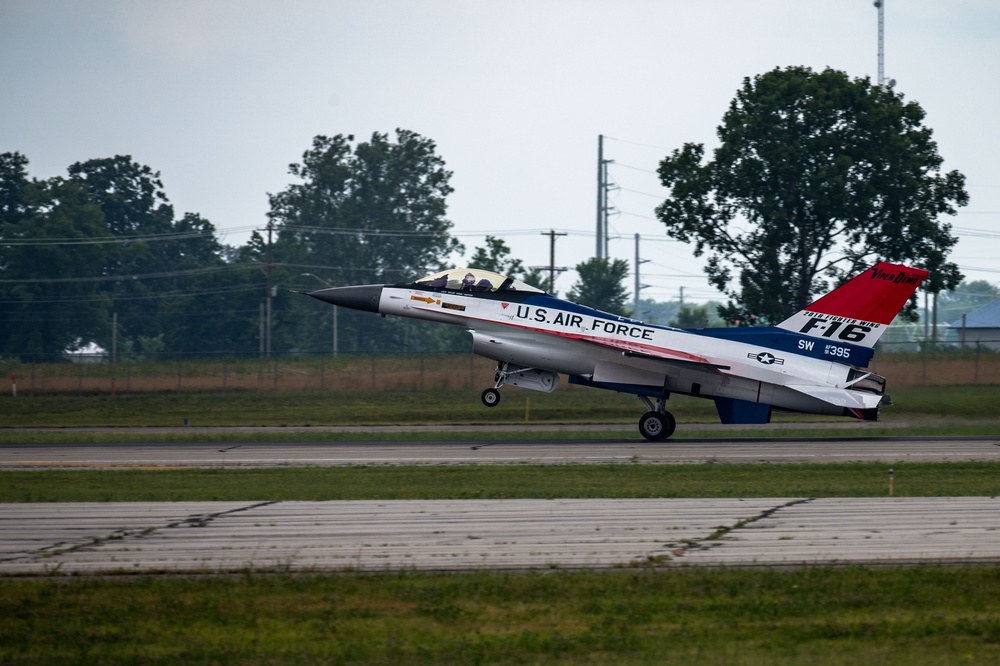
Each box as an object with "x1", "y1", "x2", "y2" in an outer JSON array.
[{"x1": 748, "y1": 351, "x2": 784, "y2": 365}]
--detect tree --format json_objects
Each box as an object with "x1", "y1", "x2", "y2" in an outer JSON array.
[
  {"x1": 467, "y1": 235, "x2": 547, "y2": 289},
  {"x1": 567, "y1": 258, "x2": 631, "y2": 316},
  {"x1": 67, "y1": 156, "x2": 178, "y2": 352},
  {"x1": 268, "y1": 130, "x2": 462, "y2": 353},
  {"x1": 468, "y1": 236, "x2": 524, "y2": 275},
  {"x1": 2, "y1": 153, "x2": 261, "y2": 359},
  {"x1": 156, "y1": 213, "x2": 264, "y2": 355},
  {"x1": 67, "y1": 156, "x2": 256, "y2": 357},
  {"x1": 0, "y1": 152, "x2": 31, "y2": 226},
  {"x1": 669, "y1": 304, "x2": 712, "y2": 329},
  {"x1": 655, "y1": 66, "x2": 968, "y2": 325},
  {"x1": 0, "y1": 173, "x2": 111, "y2": 359}
]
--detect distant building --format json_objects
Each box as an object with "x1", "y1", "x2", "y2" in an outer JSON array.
[{"x1": 949, "y1": 298, "x2": 1000, "y2": 351}]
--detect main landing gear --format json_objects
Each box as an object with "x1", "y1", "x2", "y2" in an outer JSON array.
[{"x1": 637, "y1": 393, "x2": 676, "y2": 441}]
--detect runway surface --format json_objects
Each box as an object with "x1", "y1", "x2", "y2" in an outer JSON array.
[
  {"x1": 3, "y1": 433, "x2": 998, "y2": 575},
  {"x1": 3, "y1": 498, "x2": 998, "y2": 575},
  {"x1": 2, "y1": 433, "x2": 1000, "y2": 468}
]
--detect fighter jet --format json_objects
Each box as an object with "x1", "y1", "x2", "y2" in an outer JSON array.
[{"x1": 303, "y1": 262, "x2": 927, "y2": 440}]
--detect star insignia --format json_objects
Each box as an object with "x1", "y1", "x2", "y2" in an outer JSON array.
[{"x1": 748, "y1": 351, "x2": 784, "y2": 365}]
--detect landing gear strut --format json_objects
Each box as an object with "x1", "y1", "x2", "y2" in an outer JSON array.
[
  {"x1": 480, "y1": 362, "x2": 559, "y2": 408},
  {"x1": 481, "y1": 362, "x2": 509, "y2": 408},
  {"x1": 637, "y1": 392, "x2": 676, "y2": 441}
]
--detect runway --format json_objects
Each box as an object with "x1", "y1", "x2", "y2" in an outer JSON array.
[
  {"x1": 3, "y1": 498, "x2": 998, "y2": 575},
  {"x1": 2, "y1": 433, "x2": 1000, "y2": 468},
  {"x1": 3, "y1": 434, "x2": 998, "y2": 575}
]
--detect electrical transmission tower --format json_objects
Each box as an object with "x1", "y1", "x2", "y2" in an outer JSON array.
[{"x1": 595, "y1": 135, "x2": 617, "y2": 259}]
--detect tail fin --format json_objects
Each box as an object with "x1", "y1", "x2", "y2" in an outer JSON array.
[{"x1": 776, "y1": 262, "x2": 928, "y2": 349}]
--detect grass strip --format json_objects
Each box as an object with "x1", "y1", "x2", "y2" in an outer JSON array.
[
  {"x1": 1, "y1": 567, "x2": 998, "y2": 664},
  {"x1": 2, "y1": 462, "x2": 998, "y2": 502},
  {"x1": 3, "y1": 422, "x2": 1000, "y2": 444},
  {"x1": 3, "y1": 384, "x2": 999, "y2": 427}
]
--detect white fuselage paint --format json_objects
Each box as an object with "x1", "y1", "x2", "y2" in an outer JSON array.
[{"x1": 379, "y1": 287, "x2": 880, "y2": 415}]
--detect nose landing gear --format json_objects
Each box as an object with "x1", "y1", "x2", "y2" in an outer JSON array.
[
  {"x1": 481, "y1": 387, "x2": 501, "y2": 407},
  {"x1": 481, "y1": 362, "x2": 509, "y2": 408}
]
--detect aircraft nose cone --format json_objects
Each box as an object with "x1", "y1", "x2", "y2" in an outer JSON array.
[{"x1": 308, "y1": 285, "x2": 383, "y2": 313}]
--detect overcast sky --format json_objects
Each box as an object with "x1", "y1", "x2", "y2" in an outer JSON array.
[{"x1": 3, "y1": 0, "x2": 999, "y2": 303}]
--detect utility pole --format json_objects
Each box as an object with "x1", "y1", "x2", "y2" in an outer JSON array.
[
  {"x1": 596, "y1": 135, "x2": 604, "y2": 259},
  {"x1": 266, "y1": 219, "x2": 273, "y2": 358},
  {"x1": 538, "y1": 229, "x2": 567, "y2": 294},
  {"x1": 632, "y1": 233, "x2": 650, "y2": 320}
]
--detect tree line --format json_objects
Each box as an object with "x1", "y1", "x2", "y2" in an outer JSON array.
[
  {"x1": 0, "y1": 129, "x2": 638, "y2": 361},
  {"x1": 2, "y1": 66, "x2": 979, "y2": 361}
]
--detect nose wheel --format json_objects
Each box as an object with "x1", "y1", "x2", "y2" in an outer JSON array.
[{"x1": 481, "y1": 388, "x2": 501, "y2": 407}]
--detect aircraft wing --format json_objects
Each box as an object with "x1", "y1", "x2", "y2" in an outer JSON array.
[{"x1": 579, "y1": 335, "x2": 731, "y2": 372}]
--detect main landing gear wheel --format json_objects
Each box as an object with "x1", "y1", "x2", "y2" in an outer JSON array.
[
  {"x1": 639, "y1": 410, "x2": 676, "y2": 441},
  {"x1": 481, "y1": 388, "x2": 501, "y2": 407}
]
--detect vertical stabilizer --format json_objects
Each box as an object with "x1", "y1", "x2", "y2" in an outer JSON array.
[{"x1": 776, "y1": 262, "x2": 928, "y2": 348}]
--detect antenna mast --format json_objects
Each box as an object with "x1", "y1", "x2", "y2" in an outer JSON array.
[{"x1": 874, "y1": 0, "x2": 885, "y2": 85}]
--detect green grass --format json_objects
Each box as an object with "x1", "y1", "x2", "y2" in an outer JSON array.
[
  {"x1": 1, "y1": 463, "x2": 998, "y2": 502},
  {"x1": 3, "y1": 386, "x2": 998, "y2": 664},
  {"x1": 0, "y1": 386, "x2": 1000, "y2": 442},
  {"x1": 0, "y1": 387, "x2": 656, "y2": 427},
  {"x1": 2, "y1": 568, "x2": 998, "y2": 664}
]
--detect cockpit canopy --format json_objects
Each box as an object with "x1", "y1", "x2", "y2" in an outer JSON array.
[{"x1": 410, "y1": 268, "x2": 545, "y2": 294}]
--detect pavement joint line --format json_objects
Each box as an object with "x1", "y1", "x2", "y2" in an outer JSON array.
[
  {"x1": 163, "y1": 500, "x2": 278, "y2": 530},
  {"x1": 3, "y1": 500, "x2": 279, "y2": 565},
  {"x1": 663, "y1": 497, "x2": 816, "y2": 561}
]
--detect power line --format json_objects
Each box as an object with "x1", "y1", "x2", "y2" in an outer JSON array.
[
  {"x1": 0, "y1": 229, "x2": 216, "y2": 246},
  {"x1": 0, "y1": 284, "x2": 262, "y2": 305},
  {"x1": 0, "y1": 264, "x2": 254, "y2": 284}
]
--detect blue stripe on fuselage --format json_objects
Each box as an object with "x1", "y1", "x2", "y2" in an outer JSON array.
[{"x1": 689, "y1": 326, "x2": 874, "y2": 367}]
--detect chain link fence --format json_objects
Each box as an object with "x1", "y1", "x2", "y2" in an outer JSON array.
[
  {"x1": 2, "y1": 346, "x2": 999, "y2": 397},
  {"x1": 1, "y1": 354, "x2": 499, "y2": 396}
]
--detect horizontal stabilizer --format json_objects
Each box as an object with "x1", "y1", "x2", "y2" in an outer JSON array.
[{"x1": 785, "y1": 384, "x2": 883, "y2": 410}]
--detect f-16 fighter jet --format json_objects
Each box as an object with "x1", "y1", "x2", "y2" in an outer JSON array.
[{"x1": 303, "y1": 262, "x2": 927, "y2": 440}]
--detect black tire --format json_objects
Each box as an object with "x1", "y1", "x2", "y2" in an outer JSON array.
[
  {"x1": 638, "y1": 410, "x2": 676, "y2": 441},
  {"x1": 481, "y1": 388, "x2": 501, "y2": 407}
]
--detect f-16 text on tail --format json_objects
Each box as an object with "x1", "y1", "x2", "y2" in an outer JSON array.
[{"x1": 303, "y1": 262, "x2": 927, "y2": 440}]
